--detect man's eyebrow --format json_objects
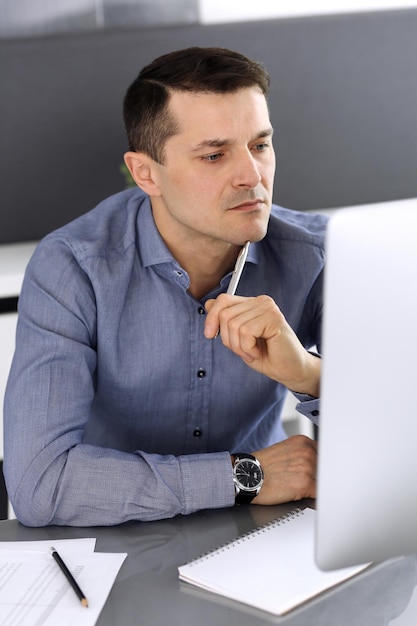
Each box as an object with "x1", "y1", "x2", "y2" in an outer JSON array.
[
  {"x1": 256, "y1": 128, "x2": 274, "y2": 140},
  {"x1": 190, "y1": 138, "x2": 232, "y2": 153},
  {"x1": 190, "y1": 128, "x2": 274, "y2": 153}
]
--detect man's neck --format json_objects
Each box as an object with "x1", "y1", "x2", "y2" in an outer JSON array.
[
  {"x1": 150, "y1": 200, "x2": 242, "y2": 299},
  {"x1": 173, "y1": 241, "x2": 240, "y2": 300}
]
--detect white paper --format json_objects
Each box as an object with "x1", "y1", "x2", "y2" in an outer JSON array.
[{"x1": 0, "y1": 540, "x2": 126, "y2": 626}]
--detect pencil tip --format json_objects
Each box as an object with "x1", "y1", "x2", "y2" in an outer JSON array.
[{"x1": 81, "y1": 598, "x2": 89, "y2": 608}]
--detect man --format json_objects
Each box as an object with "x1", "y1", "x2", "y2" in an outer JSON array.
[{"x1": 4, "y1": 47, "x2": 326, "y2": 526}]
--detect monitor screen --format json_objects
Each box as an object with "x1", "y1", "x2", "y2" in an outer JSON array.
[{"x1": 316, "y1": 199, "x2": 417, "y2": 570}]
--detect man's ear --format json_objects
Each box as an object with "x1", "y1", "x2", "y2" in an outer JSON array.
[{"x1": 124, "y1": 152, "x2": 162, "y2": 196}]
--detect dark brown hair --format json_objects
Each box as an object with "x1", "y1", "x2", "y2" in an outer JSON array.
[{"x1": 123, "y1": 47, "x2": 270, "y2": 164}]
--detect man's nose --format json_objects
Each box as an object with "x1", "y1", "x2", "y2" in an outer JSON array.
[{"x1": 231, "y1": 152, "x2": 262, "y2": 189}]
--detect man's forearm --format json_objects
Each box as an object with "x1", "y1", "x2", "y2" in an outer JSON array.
[{"x1": 5, "y1": 441, "x2": 235, "y2": 526}]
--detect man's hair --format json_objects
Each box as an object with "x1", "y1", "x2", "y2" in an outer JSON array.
[{"x1": 123, "y1": 47, "x2": 270, "y2": 164}]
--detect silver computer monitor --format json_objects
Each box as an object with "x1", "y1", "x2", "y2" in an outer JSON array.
[{"x1": 316, "y1": 199, "x2": 417, "y2": 570}]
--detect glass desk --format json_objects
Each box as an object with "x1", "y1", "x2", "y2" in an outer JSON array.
[{"x1": 0, "y1": 501, "x2": 416, "y2": 625}]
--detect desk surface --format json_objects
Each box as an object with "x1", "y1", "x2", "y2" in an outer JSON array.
[{"x1": 0, "y1": 501, "x2": 416, "y2": 625}]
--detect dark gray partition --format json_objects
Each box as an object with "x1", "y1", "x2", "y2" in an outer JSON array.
[{"x1": 1, "y1": 9, "x2": 416, "y2": 244}]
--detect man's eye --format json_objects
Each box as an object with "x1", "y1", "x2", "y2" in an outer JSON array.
[
  {"x1": 202, "y1": 153, "x2": 223, "y2": 162},
  {"x1": 253, "y1": 143, "x2": 269, "y2": 151}
]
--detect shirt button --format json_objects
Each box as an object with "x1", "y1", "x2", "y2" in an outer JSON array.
[
  {"x1": 193, "y1": 428, "x2": 203, "y2": 437},
  {"x1": 312, "y1": 410, "x2": 320, "y2": 417},
  {"x1": 198, "y1": 306, "x2": 205, "y2": 315},
  {"x1": 197, "y1": 369, "x2": 206, "y2": 378}
]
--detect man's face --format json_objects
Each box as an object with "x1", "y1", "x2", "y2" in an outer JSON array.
[{"x1": 149, "y1": 87, "x2": 276, "y2": 249}]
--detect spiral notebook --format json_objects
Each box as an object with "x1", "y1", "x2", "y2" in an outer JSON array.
[{"x1": 178, "y1": 508, "x2": 369, "y2": 616}]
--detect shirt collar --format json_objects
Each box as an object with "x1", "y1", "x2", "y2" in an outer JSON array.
[{"x1": 137, "y1": 197, "x2": 176, "y2": 268}]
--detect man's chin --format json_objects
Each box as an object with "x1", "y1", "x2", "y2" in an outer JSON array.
[
  {"x1": 223, "y1": 211, "x2": 270, "y2": 245},
  {"x1": 244, "y1": 221, "x2": 269, "y2": 244}
]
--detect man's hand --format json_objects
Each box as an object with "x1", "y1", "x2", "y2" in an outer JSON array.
[
  {"x1": 204, "y1": 294, "x2": 320, "y2": 397},
  {"x1": 252, "y1": 435, "x2": 317, "y2": 505}
]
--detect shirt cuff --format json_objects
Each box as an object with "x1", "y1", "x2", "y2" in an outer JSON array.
[
  {"x1": 293, "y1": 392, "x2": 320, "y2": 427},
  {"x1": 179, "y1": 452, "x2": 235, "y2": 515}
]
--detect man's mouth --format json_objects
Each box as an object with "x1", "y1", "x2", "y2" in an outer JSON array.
[{"x1": 229, "y1": 199, "x2": 265, "y2": 211}]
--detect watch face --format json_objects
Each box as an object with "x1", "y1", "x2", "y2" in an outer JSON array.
[{"x1": 234, "y1": 459, "x2": 263, "y2": 491}]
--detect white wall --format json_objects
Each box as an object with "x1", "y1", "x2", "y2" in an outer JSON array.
[
  {"x1": 0, "y1": 314, "x2": 17, "y2": 457},
  {"x1": 199, "y1": 0, "x2": 417, "y2": 23}
]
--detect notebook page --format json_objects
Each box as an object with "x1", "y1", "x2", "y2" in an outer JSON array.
[{"x1": 179, "y1": 508, "x2": 369, "y2": 615}]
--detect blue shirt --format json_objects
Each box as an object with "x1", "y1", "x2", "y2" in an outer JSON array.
[{"x1": 4, "y1": 188, "x2": 327, "y2": 526}]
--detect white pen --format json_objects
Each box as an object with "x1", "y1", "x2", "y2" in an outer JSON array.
[
  {"x1": 227, "y1": 240, "x2": 250, "y2": 296},
  {"x1": 214, "y1": 241, "x2": 250, "y2": 338}
]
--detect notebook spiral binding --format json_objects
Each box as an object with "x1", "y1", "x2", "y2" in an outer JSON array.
[{"x1": 187, "y1": 507, "x2": 304, "y2": 566}]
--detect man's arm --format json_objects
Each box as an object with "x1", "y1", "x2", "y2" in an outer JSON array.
[
  {"x1": 206, "y1": 294, "x2": 319, "y2": 505},
  {"x1": 3, "y1": 244, "x2": 235, "y2": 527}
]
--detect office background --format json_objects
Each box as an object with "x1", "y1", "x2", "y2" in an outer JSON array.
[
  {"x1": 0, "y1": 1, "x2": 417, "y2": 518},
  {"x1": 1, "y1": 1, "x2": 416, "y2": 245}
]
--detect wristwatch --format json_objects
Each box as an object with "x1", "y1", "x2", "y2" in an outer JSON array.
[{"x1": 232, "y1": 453, "x2": 264, "y2": 504}]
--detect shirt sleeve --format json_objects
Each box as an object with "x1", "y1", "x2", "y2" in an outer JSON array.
[
  {"x1": 292, "y1": 351, "x2": 321, "y2": 426},
  {"x1": 293, "y1": 393, "x2": 320, "y2": 426},
  {"x1": 3, "y1": 240, "x2": 235, "y2": 526}
]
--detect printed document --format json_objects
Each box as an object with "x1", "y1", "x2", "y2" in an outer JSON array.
[{"x1": 0, "y1": 538, "x2": 126, "y2": 626}]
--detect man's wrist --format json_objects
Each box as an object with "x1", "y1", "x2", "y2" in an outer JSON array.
[{"x1": 289, "y1": 351, "x2": 321, "y2": 398}]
